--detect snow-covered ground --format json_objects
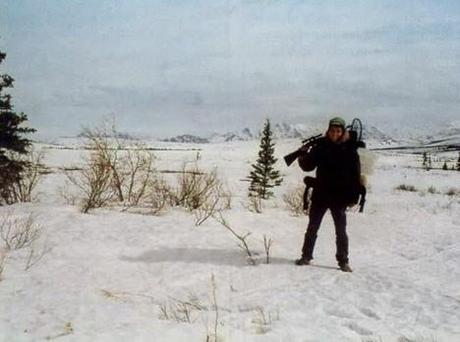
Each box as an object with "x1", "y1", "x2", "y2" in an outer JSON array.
[{"x1": 1, "y1": 140, "x2": 459, "y2": 341}]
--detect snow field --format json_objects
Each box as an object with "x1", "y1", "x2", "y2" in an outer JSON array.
[{"x1": 0, "y1": 140, "x2": 459, "y2": 341}]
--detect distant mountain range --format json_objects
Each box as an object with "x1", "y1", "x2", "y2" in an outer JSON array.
[
  {"x1": 425, "y1": 123, "x2": 460, "y2": 145},
  {"x1": 371, "y1": 120, "x2": 460, "y2": 152},
  {"x1": 160, "y1": 121, "x2": 396, "y2": 145},
  {"x1": 49, "y1": 120, "x2": 460, "y2": 150},
  {"x1": 419, "y1": 121, "x2": 460, "y2": 150},
  {"x1": 161, "y1": 134, "x2": 210, "y2": 144}
]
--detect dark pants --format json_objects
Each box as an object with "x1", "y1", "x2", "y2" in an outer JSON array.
[{"x1": 301, "y1": 200, "x2": 349, "y2": 265}]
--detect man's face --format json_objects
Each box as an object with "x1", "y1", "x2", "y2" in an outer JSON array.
[{"x1": 327, "y1": 125, "x2": 344, "y2": 143}]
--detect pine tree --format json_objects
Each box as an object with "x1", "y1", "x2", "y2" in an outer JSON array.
[
  {"x1": 247, "y1": 119, "x2": 283, "y2": 199},
  {"x1": 0, "y1": 50, "x2": 36, "y2": 204},
  {"x1": 442, "y1": 161, "x2": 448, "y2": 170},
  {"x1": 422, "y1": 152, "x2": 432, "y2": 171},
  {"x1": 457, "y1": 152, "x2": 460, "y2": 171},
  {"x1": 427, "y1": 153, "x2": 432, "y2": 170},
  {"x1": 422, "y1": 152, "x2": 428, "y2": 169}
]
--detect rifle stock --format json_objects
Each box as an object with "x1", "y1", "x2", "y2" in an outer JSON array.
[{"x1": 284, "y1": 150, "x2": 304, "y2": 167}]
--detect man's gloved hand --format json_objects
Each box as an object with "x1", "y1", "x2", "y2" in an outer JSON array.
[{"x1": 298, "y1": 144, "x2": 312, "y2": 153}]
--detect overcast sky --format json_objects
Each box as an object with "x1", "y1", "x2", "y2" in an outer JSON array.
[{"x1": 1, "y1": 0, "x2": 459, "y2": 139}]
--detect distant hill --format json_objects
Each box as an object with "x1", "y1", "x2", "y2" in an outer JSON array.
[
  {"x1": 159, "y1": 121, "x2": 396, "y2": 146},
  {"x1": 371, "y1": 120, "x2": 460, "y2": 153},
  {"x1": 423, "y1": 121, "x2": 460, "y2": 148},
  {"x1": 208, "y1": 127, "x2": 254, "y2": 143}
]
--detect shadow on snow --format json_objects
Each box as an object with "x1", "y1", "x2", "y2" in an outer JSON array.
[{"x1": 120, "y1": 247, "x2": 337, "y2": 270}]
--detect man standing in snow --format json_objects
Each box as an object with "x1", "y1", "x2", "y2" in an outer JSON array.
[{"x1": 295, "y1": 117, "x2": 361, "y2": 272}]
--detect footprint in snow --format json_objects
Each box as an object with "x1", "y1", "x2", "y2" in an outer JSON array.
[
  {"x1": 345, "y1": 322, "x2": 373, "y2": 336},
  {"x1": 324, "y1": 307, "x2": 354, "y2": 319},
  {"x1": 359, "y1": 307, "x2": 381, "y2": 320}
]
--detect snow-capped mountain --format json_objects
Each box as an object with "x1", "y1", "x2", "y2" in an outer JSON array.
[
  {"x1": 49, "y1": 120, "x2": 400, "y2": 148},
  {"x1": 161, "y1": 134, "x2": 210, "y2": 144},
  {"x1": 424, "y1": 120, "x2": 460, "y2": 147},
  {"x1": 428, "y1": 120, "x2": 460, "y2": 138},
  {"x1": 271, "y1": 122, "x2": 305, "y2": 139},
  {"x1": 160, "y1": 121, "x2": 396, "y2": 145},
  {"x1": 208, "y1": 127, "x2": 254, "y2": 143},
  {"x1": 370, "y1": 120, "x2": 460, "y2": 153},
  {"x1": 269, "y1": 121, "x2": 395, "y2": 145},
  {"x1": 361, "y1": 125, "x2": 396, "y2": 145},
  {"x1": 370, "y1": 119, "x2": 458, "y2": 146}
]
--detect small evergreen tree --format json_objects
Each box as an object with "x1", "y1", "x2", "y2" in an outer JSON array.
[
  {"x1": 0, "y1": 50, "x2": 36, "y2": 204},
  {"x1": 422, "y1": 152, "x2": 428, "y2": 169},
  {"x1": 442, "y1": 161, "x2": 448, "y2": 170},
  {"x1": 247, "y1": 119, "x2": 283, "y2": 199},
  {"x1": 457, "y1": 152, "x2": 460, "y2": 171},
  {"x1": 422, "y1": 152, "x2": 432, "y2": 170}
]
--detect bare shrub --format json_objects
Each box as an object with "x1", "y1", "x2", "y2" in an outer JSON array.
[
  {"x1": 64, "y1": 121, "x2": 232, "y2": 217},
  {"x1": 221, "y1": 188, "x2": 232, "y2": 210},
  {"x1": 58, "y1": 180, "x2": 79, "y2": 205},
  {"x1": 213, "y1": 211, "x2": 255, "y2": 265},
  {"x1": 65, "y1": 121, "x2": 160, "y2": 213},
  {"x1": 120, "y1": 146, "x2": 156, "y2": 208},
  {"x1": 0, "y1": 212, "x2": 42, "y2": 251},
  {"x1": 206, "y1": 273, "x2": 220, "y2": 342},
  {"x1": 252, "y1": 306, "x2": 279, "y2": 334},
  {"x1": 166, "y1": 161, "x2": 231, "y2": 224},
  {"x1": 0, "y1": 211, "x2": 47, "y2": 278},
  {"x1": 64, "y1": 120, "x2": 235, "y2": 217},
  {"x1": 158, "y1": 292, "x2": 207, "y2": 323},
  {"x1": 0, "y1": 249, "x2": 8, "y2": 281},
  {"x1": 156, "y1": 276, "x2": 223, "y2": 342},
  {"x1": 172, "y1": 162, "x2": 221, "y2": 210},
  {"x1": 25, "y1": 239, "x2": 52, "y2": 271},
  {"x1": 12, "y1": 148, "x2": 47, "y2": 202},
  {"x1": 395, "y1": 184, "x2": 417, "y2": 192},
  {"x1": 283, "y1": 186, "x2": 305, "y2": 216},
  {"x1": 144, "y1": 177, "x2": 174, "y2": 215},
  {"x1": 71, "y1": 123, "x2": 125, "y2": 212},
  {"x1": 445, "y1": 188, "x2": 460, "y2": 197},
  {"x1": 427, "y1": 186, "x2": 438, "y2": 194},
  {"x1": 263, "y1": 235, "x2": 273, "y2": 264},
  {"x1": 244, "y1": 194, "x2": 263, "y2": 213},
  {"x1": 194, "y1": 184, "x2": 232, "y2": 226},
  {"x1": 80, "y1": 123, "x2": 125, "y2": 202},
  {"x1": 0, "y1": 148, "x2": 47, "y2": 204},
  {"x1": 45, "y1": 322, "x2": 74, "y2": 340},
  {"x1": 65, "y1": 143, "x2": 167, "y2": 214},
  {"x1": 194, "y1": 193, "x2": 221, "y2": 226},
  {"x1": 65, "y1": 150, "x2": 115, "y2": 213}
]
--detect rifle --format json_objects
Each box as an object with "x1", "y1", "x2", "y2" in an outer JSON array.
[
  {"x1": 284, "y1": 118, "x2": 365, "y2": 167},
  {"x1": 283, "y1": 134, "x2": 323, "y2": 167}
]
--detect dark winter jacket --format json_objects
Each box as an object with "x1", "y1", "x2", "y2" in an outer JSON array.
[{"x1": 298, "y1": 138, "x2": 361, "y2": 206}]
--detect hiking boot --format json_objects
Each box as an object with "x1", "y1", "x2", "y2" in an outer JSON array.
[
  {"x1": 339, "y1": 263, "x2": 353, "y2": 272},
  {"x1": 295, "y1": 257, "x2": 311, "y2": 266}
]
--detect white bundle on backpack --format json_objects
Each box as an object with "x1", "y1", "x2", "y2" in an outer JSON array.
[{"x1": 358, "y1": 148, "x2": 376, "y2": 188}]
